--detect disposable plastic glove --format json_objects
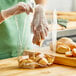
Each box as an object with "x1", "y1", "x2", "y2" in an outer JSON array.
[
  {"x1": 31, "y1": 5, "x2": 48, "y2": 46},
  {"x1": 1, "y1": 2, "x2": 33, "y2": 19}
]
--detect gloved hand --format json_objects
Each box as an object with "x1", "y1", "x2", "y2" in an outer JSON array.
[
  {"x1": 31, "y1": 5, "x2": 48, "y2": 46},
  {"x1": 1, "y1": 2, "x2": 33, "y2": 19}
]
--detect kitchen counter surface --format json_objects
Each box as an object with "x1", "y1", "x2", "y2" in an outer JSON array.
[
  {"x1": 0, "y1": 21, "x2": 76, "y2": 76},
  {"x1": 0, "y1": 57, "x2": 76, "y2": 76}
]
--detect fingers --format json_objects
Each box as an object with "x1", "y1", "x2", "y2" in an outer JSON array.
[
  {"x1": 28, "y1": 5, "x2": 33, "y2": 13},
  {"x1": 17, "y1": 2, "x2": 33, "y2": 14},
  {"x1": 40, "y1": 30, "x2": 45, "y2": 40},
  {"x1": 32, "y1": 24, "x2": 48, "y2": 46},
  {"x1": 40, "y1": 25, "x2": 48, "y2": 39},
  {"x1": 32, "y1": 5, "x2": 49, "y2": 46},
  {"x1": 43, "y1": 25, "x2": 48, "y2": 37},
  {"x1": 33, "y1": 34, "x2": 41, "y2": 46},
  {"x1": 24, "y1": 4, "x2": 33, "y2": 14},
  {"x1": 31, "y1": 23, "x2": 36, "y2": 34},
  {"x1": 33, "y1": 31, "x2": 41, "y2": 46}
]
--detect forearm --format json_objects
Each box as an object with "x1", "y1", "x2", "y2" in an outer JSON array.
[
  {"x1": 0, "y1": 6, "x2": 17, "y2": 24},
  {"x1": 0, "y1": 2, "x2": 33, "y2": 24},
  {"x1": 34, "y1": 0, "x2": 46, "y2": 5},
  {"x1": 0, "y1": 13, "x2": 4, "y2": 24},
  {"x1": 0, "y1": 9, "x2": 16, "y2": 24},
  {"x1": 1, "y1": 6, "x2": 18, "y2": 19}
]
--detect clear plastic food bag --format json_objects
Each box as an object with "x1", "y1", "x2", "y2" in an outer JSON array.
[{"x1": 16, "y1": 5, "x2": 58, "y2": 69}]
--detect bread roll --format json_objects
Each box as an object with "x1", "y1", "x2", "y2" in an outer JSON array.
[
  {"x1": 56, "y1": 44, "x2": 70, "y2": 54},
  {"x1": 58, "y1": 37, "x2": 76, "y2": 50},
  {"x1": 72, "y1": 48, "x2": 76, "y2": 57},
  {"x1": 65, "y1": 51, "x2": 73, "y2": 57}
]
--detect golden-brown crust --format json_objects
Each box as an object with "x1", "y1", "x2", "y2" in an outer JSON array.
[
  {"x1": 18, "y1": 51, "x2": 54, "y2": 68},
  {"x1": 58, "y1": 37, "x2": 76, "y2": 50},
  {"x1": 50, "y1": 41, "x2": 71, "y2": 54},
  {"x1": 45, "y1": 54, "x2": 54, "y2": 65},
  {"x1": 50, "y1": 37, "x2": 76, "y2": 55},
  {"x1": 57, "y1": 45, "x2": 70, "y2": 54},
  {"x1": 72, "y1": 48, "x2": 76, "y2": 57},
  {"x1": 65, "y1": 51, "x2": 73, "y2": 57}
]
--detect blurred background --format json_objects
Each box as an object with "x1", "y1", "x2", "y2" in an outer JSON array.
[{"x1": 46, "y1": 0, "x2": 76, "y2": 11}]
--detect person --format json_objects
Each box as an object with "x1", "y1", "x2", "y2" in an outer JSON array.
[
  {"x1": 31, "y1": 0, "x2": 48, "y2": 46},
  {"x1": 0, "y1": 0, "x2": 47, "y2": 59}
]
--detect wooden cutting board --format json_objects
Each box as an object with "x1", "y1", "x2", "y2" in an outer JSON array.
[
  {"x1": 27, "y1": 47, "x2": 76, "y2": 67},
  {"x1": 55, "y1": 53, "x2": 76, "y2": 67}
]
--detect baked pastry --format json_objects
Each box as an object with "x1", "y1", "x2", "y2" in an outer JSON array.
[
  {"x1": 65, "y1": 51, "x2": 73, "y2": 57},
  {"x1": 58, "y1": 37, "x2": 76, "y2": 50},
  {"x1": 72, "y1": 48, "x2": 76, "y2": 57},
  {"x1": 56, "y1": 42, "x2": 70, "y2": 54},
  {"x1": 18, "y1": 51, "x2": 54, "y2": 68},
  {"x1": 50, "y1": 41, "x2": 70, "y2": 54}
]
